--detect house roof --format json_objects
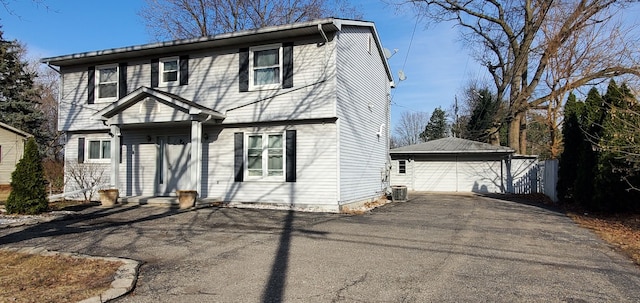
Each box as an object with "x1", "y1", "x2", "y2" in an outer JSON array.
[
  {"x1": 92, "y1": 86, "x2": 226, "y2": 123},
  {"x1": 0, "y1": 121, "x2": 32, "y2": 138},
  {"x1": 40, "y1": 18, "x2": 394, "y2": 85},
  {"x1": 390, "y1": 137, "x2": 515, "y2": 154}
]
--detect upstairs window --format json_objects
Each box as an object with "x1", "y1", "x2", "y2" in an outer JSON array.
[
  {"x1": 250, "y1": 44, "x2": 282, "y2": 90},
  {"x1": 88, "y1": 139, "x2": 111, "y2": 161},
  {"x1": 96, "y1": 64, "x2": 118, "y2": 102},
  {"x1": 160, "y1": 57, "x2": 179, "y2": 86}
]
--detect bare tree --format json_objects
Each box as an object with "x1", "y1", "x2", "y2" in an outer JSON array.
[
  {"x1": 65, "y1": 162, "x2": 109, "y2": 202},
  {"x1": 139, "y1": 0, "x2": 362, "y2": 40},
  {"x1": 402, "y1": 0, "x2": 640, "y2": 153},
  {"x1": 393, "y1": 111, "x2": 430, "y2": 147},
  {"x1": 0, "y1": 0, "x2": 54, "y2": 17},
  {"x1": 539, "y1": 5, "x2": 638, "y2": 158}
]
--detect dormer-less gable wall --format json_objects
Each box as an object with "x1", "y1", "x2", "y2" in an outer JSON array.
[
  {"x1": 335, "y1": 25, "x2": 392, "y2": 203},
  {"x1": 58, "y1": 34, "x2": 338, "y2": 132}
]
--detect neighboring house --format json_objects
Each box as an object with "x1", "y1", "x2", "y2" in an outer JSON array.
[
  {"x1": 0, "y1": 122, "x2": 32, "y2": 186},
  {"x1": 390, "y1": 137, "x2": 538, "y2": 194},
  {"x1": 42, "y1": 18, "x2": 394, "y2": 212}
]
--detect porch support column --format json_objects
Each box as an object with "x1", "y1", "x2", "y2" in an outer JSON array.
[
  {"x1": 110, "y1": 124, "x2": 121, "y2": 189},
  {"x1": 190, "y1": 119, "x2": 202, "y2": 194}
]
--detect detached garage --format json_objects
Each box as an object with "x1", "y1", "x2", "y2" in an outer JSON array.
[{"x1": 390, "y1": 137, "x2": 535, "y2": 193}]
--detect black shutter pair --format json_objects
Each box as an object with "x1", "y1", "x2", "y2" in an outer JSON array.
[
  {"x1": 151, "y1": 56, "x2": 189, "y2": 88},
  {"x1": 87, "y1": 63, "x2": 128, "y2": 104},
  {"x1": 234, "y1": 130, "x2": 296, "y2": 182},
  {"x1": 239, "y1": 42, "x2": 293, "y2": 92}
]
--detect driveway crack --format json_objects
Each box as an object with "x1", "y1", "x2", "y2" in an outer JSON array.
[{"x1": 332, "y1": 273, "x2": 368, "y2": 303}]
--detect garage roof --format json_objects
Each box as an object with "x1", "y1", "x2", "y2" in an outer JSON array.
[{"x1": 390, "y1": 137, "x2": 515, "y2": 154}]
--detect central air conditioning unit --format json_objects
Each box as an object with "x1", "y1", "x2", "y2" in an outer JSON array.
[{"x1": 391, "y1": 185, "x2": 408, "y2": 202}]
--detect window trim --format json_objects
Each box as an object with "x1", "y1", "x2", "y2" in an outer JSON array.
[
  {"x1": 159, "y1": 56, "x2": 180, "y2": 87},
  {"x1": 398, "y1": 160, "x2": 406, "y2": 174},
  {"x1": 86, "y1": 138, "x2": 111, "y2": 163},
  {"x1": 249, "y1": 43, "x2": 283, "y2": 91},
  {"x1": 95, "y1": 64, "x2": 119, "y2": 102},
  {"x1": 244, "y1": 132, "x2": 286, "y2": 181}
]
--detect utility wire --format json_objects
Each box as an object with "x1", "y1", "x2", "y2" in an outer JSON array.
[{"x1": 390, "y1": 15, "x2": 420, "y2": 111}]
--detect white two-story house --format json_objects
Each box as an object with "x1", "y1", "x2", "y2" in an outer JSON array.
[{"x1": 42, "y1": 18, "x2": 394, "y2": 212}]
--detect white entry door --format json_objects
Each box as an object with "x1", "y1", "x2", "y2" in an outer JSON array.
[{"x1": 157, "y1": 135, "x2": 191, "y2": 196}]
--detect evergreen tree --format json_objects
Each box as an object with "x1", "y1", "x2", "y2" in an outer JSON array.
[
  {"x1": 464, "y1": 89, "x2": 502, "y2": 143},
  {"x1": 0, "y1": 30, "x2": 46, "y2": 146},
  {"x1": 574, "y1": 87, "x2": 606, "y2": 210},
  {"x1": 420, "y1": 107, "x2": 448, "y2": 141},
  {"x1": 6, "y1": 137, "x2": 48, "y2": 214},
  {"x1": 557, "y1": 92, "x2": 583, "y2": 202},
  {"x1": 594, "y1": 81, "x2": 640, "y2": 211}
]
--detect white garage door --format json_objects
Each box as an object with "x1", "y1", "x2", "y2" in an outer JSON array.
[{"x1": 413, "y1": 160, "x2": 503, "y2": 193}]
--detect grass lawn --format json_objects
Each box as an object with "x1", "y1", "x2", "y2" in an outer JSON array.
[{"x1": 0, "y1": 250, "x2": 122, "y2": 303}]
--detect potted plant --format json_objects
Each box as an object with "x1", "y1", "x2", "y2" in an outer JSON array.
[
  {"x1": 98, "y1": 188, "x2": 119, "y2": 207},
  {"x1": 176, "y1": 190, "x2": 197, "y2": 209}
]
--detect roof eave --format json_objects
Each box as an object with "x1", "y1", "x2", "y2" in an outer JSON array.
[
  {"x1": 41, "y1": 18, "x2": 342, "y2": 67},
  {"x1": 0, "y1": 122, "x2": 33, "y2": 138},
  {"x1": 390, "y1": 150, "x2": 515, "y2": 154}
]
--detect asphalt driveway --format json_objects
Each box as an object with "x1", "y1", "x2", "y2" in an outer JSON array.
[{"x1": 1, "y1": 193, "x2": 639, "y2": 302}]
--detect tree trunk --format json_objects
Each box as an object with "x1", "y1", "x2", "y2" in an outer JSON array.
[
  {"x1": 519, "y1": 113, "x2": 527, "y2": 154},
  {"x1": 508, "y1": 116, "x2": 521, "y2": 153},
  {"x1": 507, "y1": 112, "x2": 528, "y2": 154}
]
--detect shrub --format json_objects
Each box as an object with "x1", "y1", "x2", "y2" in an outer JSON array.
[{"x1": 6, "y1": 137, "x2": 48, "y2": 214}]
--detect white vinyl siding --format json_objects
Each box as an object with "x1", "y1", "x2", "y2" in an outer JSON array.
[
  {"x1": 202, "y1": 123, "x2": 338, "y2": 209},
  {"x1": 0, "y1": 128, "x2": 27, "y2": 185},
  {"x1": 59, "y1": 37, "x2": 336, "y2": 132},
  {"x1": 335, "y1": 25, "x2": 390, "y2": 204},
  {"x1": 392, "y1": 156, "x2": 505, "y2": 193},
  {"x1": 63, "y1": 133, "x2": 111, "y2": 199},
  {"x1": 390, "y1": 159, "x2": 413, "y2": 189},
  {"x1": 55, "y1": 22, "x2": 393, "y2": 211}
]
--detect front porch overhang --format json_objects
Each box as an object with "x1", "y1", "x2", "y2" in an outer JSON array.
[
  {"x1": 92, "y1": 86, "x2": 225, "y2": 126},
  {"x1": 95, "y1": 87, "x2": 223, "y2": 198}
]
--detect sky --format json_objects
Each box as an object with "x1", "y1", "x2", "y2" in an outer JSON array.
[{"x1": 0, "y1": 0, "x2": 487, "y2": 131}]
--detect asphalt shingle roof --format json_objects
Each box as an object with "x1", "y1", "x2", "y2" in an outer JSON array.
[{"x1": 390, "y1": 137, "x2": 515, "y2": 154}]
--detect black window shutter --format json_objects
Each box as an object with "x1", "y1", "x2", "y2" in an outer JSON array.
[
  {"x1": 239, "y1": 48, "x2": 249, "y2": 92},
  {"x1": 179, "y1": 55, "x2": 189, "y2": 86},
  {"x1": 286, "y1": 130, "x2": 296, "y2": 182},
  {"x1": 120, "y1": 137, "x2": 124, "y2": 164},
  {"x1": 283, "y1": 42, "x2": 294, "y2": 89},
  {"x1": 87, "y1": 67, "x2": 95, "y2": 104},
  {"x1": 118, "y1": 62, "x2": 127, "y2": 98},
  {"x1": 151, "y1": 59, "x2": 159, "y2": 88},
  {"x1": 234, "y1": 132, "x2": 244, "y2": 182},
  {"x1": 78, "y1": 137, "x2": 85, "y2": 163}
]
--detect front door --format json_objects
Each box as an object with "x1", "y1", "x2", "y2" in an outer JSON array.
[{"x1": 157, "y1": 135, "x2": 191, "y2": 196}]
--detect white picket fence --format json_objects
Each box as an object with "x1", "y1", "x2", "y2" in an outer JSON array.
[{"x1": 509, "y1": 158, "x2": 558, "y2": 202}]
